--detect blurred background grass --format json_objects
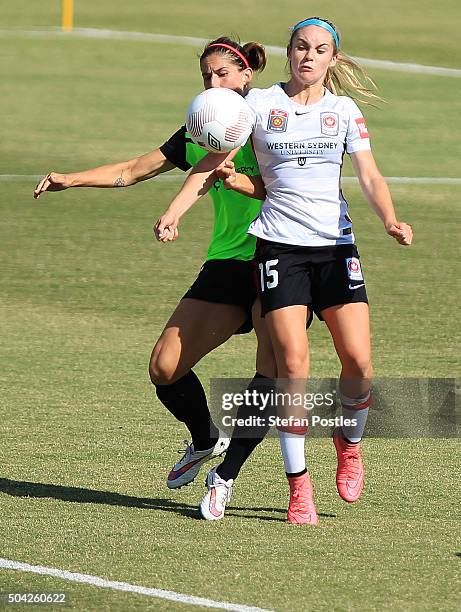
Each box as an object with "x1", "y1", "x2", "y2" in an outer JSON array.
[{"x1": 4, "y1": 0, "x2": 461, "y2": 67}]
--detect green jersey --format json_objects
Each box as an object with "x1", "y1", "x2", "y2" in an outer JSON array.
[{"x1": 160, "y1": 126, "x2": 262, "y2": 261}]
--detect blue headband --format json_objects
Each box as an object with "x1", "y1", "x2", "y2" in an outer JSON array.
[{"x1": 291, "y1": 18, "x2": 340, "y2": 48}]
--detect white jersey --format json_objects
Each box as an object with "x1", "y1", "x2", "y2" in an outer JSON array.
[{"x1": 245, "y1": 84, "x2": 371, "y2": 246}]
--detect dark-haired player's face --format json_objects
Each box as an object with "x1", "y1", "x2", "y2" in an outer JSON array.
[{"x1": 200, "y1": 53, "x2": 251, "y2": 94}]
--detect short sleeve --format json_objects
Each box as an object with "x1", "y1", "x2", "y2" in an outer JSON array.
[
  {"x1": 244, "y1": 89, "x2": 260, "y2": 129},
  {"x1": 159, "y1": 125, "x2": 192, "y2": 171},
  {"x1": 345, "y1": 99, "x2": 371, "y2": 154}
]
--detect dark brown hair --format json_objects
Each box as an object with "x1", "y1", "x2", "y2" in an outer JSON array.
[{"x1": 201, "y1": 36, "x2": 266, "y2": 73}]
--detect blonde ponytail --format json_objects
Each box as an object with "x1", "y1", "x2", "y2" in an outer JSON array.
[{"x1": 325, "y1": 53, "x2": 383, "y2": 105}]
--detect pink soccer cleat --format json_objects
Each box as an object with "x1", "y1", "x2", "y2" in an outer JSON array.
[
  {"x1": 333, "y1": 427, "x2": 364, "y2": 503},
  {"x1": 287, "y1": 472, "x2": 318, "y2": 525}
]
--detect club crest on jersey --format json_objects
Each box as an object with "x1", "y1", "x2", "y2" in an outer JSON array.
[
  {"x1": 346, "y1": 257, "x2": 363, "y2": 281},
  {"x1": 320, "y1": 112, "x2": 339, "y2": 136},
  {"x1": 355, "y1": 117, "x2": 369, "y2": 139},
  {"x1": 267, "y1": 109, "x2": 288, "y2": 132}
]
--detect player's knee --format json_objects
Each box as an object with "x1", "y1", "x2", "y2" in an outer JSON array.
[
  {"x1": 281, "y1": 352, "x2": 308, "y2": 378},
  {"x1": 353, "y1": 357, "x2": 373, "y2": 380},
  {"x1": 343, "y1": 355, "x2": 372, "y2": 380},
  {"x1": 149, "y1": 350, "x2": 178, "y2": 386}
]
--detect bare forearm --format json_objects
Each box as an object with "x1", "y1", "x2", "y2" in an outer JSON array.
[
  {"x1": 64, "y1": 161, "x2": 134, "y2": 188},
  {"x1": 166, "y1": 151, "x2": 233, "y2": 218},
  {"x1": 155, "y1": 151, "x2": 233, "y2": 241},
  {"x1": 155, "y1": 154, "x2": 231, "y2": 241},
  {"x1": 359, "y1": 175, "x2": 397, "y2": 228},
  {"x1": 167, "y1": 170, "x2": 217, "y2": 219},
  {"x1": 350, "y1": 150, "x2": 412, "y2": 245},
  {"x1": 62, "y1": 150, "x2": 173, "y2": 188},
  {"x1": 34, "y1": 148, "x2": 174, "y2": 199}
]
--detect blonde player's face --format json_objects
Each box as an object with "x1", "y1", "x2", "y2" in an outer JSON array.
[
  {"x1": 288, "y1": 26, "x2": 337, "y2": 86},
  {"x1": 200, "y1": 53, "x2": 251, "y2": 95}
]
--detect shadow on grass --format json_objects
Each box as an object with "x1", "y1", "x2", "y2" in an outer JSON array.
[
  {"x1": 0, "y1": 478, "x2": 341, "y2": 521},
  {"x1": 0, "y1": 477, "x2": 199, "y2": 518},
  {"x1": 225, "y1": 507, "x2": 337, "y2": 522}
]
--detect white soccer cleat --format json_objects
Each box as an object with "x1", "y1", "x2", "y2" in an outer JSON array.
[
  {"x1": 167, "y1": 434, "x2": 229, "y2": 490},
  {"x1": 199, "y1": 467, "x2": 233, "y2": 520}
]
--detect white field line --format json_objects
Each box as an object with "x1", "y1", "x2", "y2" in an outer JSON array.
[
  {"x1": 5, "y1": 174, "x2": 461, "y2": 185},
  {"x1": 341, "y1": 177, "x2": 461, "y2": 185},
  {"x1": 1, "y1": 27, "x2": 460, "y2": 78},
  {"x1": 0, "y1": 558, "x2": 273, "y2": 612}
]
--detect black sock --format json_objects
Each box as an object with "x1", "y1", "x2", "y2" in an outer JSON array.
[
  {"x1": 217, "y1": 373, "x2": 275, "y2": 482},
  {"x1": 154, "y1": 370, "x2": 219, "y2": 450}
]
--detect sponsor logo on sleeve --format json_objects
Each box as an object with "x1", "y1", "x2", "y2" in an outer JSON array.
[
  {"x1": 346, "y1": 257, "x2": 363, "y2": 281},
  {"x1": 320, "y1": 112, "x2": 339, "y2": 136},
  {"x1": 355, "y1": 117, "x2": 369, "y2": 139},
  {"x1": 267, "y1": 109, "x2": 288, "y2": 133}
]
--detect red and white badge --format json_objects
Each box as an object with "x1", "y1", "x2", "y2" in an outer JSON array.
[
  {"x1": 320, "y1": 112, "x2": 339, "y2": 136},
  {"x1": 346, "y1": 257, "x2": 363, "y2": 281},
  {"x1": 267, "y1": 109, "x2": 288, "y2": 132},
  {"x1": 355, "y1": 117, "x2": 369, "y2": 139}
]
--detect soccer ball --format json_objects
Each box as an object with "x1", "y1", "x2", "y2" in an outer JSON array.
[{"x1": 186, "y1": 88, "x2": 253, "y2": 153}]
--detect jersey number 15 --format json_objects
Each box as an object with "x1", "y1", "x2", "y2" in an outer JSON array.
[{"x1": 258, "y1": 259, "x2": 279, "y2": 291}]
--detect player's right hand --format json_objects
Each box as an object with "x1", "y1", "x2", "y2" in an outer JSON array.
[
  {"x1": 154, "y1": 212, "x2": 180, "y2": 243},
  {"x1": 216, "y1": 160, "x2": 237, "y2": 190},
  {"x1": 34, "y1": 172, "x2": 70, "y2": 199}
]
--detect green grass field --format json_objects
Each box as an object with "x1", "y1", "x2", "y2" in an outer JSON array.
[{"x1": 1, "y1": 2, "x2": 460, "y2": 610}]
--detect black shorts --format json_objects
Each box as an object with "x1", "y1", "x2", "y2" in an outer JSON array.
[
  {"x1": 255, "y1": 240, "x2": 368, "y2": 319},
  {"x1": 183, "y1": 259, "x2": 257, "y2": 334}
]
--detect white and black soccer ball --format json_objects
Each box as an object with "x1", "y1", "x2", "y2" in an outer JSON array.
[{"x1": 186, "y1": 88, "x2": 253, "y2": 153}]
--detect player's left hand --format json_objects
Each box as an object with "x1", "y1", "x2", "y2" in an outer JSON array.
[{"x1": 386, "y1": 222, "x2": 413, "y2": 246}]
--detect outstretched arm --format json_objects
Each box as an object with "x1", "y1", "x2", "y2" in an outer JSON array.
[
  {"x1": 154, "y1": 149, "x2": 237, "y2": 241},
  {"x1": 33, "y1": 148, "x2": 175, "y2": 199},
  {"x1": 350, "y1": 150, "x2": 413, "y2": 245}
]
